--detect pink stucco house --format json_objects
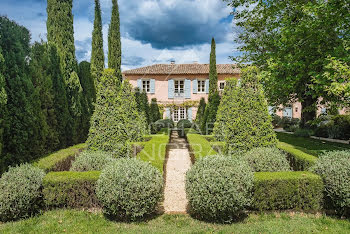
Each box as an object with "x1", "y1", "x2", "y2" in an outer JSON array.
[{"x1": 123, "y1": 62, "x2": 346, "y2": 122}]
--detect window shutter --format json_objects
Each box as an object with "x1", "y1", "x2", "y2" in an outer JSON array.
[
  {"x1": 165, "y1": 108, "x2": 171, "y2": 119},
  {"x1": 185, "y1": 79, "x2": 191, "y2": 99},
  {"x1": 187, "y1": 107, "x2": 193, "y2": 122},
  {"x1": 205, "y1": 79, "x2": 209, "y2": 93},
  {"x1": 168, "y1": 79, "x2": 174, "y2": 99},
  {"x1": 193, "y1": 79, "x2": 198, "y2": 94},
  {"x1": 137, "y1": 79, "x2": 142, "y2": 90},
  {"x1": 150, "y1": 79, "x2": 155, "y2": 94}
]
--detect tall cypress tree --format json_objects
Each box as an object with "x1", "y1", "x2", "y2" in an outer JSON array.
[
  {"x1": 91, "y1": 0, "x2": 104, "y2": 82},
  {"x1": 48, "y1": 44, "x2": 71, "y2": 148},
  {"x1": 47, "y1": 0, "x2": 84, "y2": 145},
  {"x1": 0, "y1": 47, "x2": 7, "y2": 158},
  {"x1": 108, "y1": 0, "x2": 122, "y2": 82},
  {"x1": 0, "y1": 17, "x2": 47, "y2": 171},
  {"x1": 209, "y1": 38, "x2": 218, "y2": 96}
]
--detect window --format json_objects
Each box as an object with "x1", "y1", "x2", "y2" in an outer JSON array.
[
  {"x1": 219, "y1": 82, "x2": 225, "y2": 90},
  {"x1": 198, "y1": 80, "x2": 206, "y2": 93},
  {"x1": 174, "y1": 80, "x2": 184, "y2": 97},
  {"x1": 173, "y1": 107, "x2": 186, "y2": 122},
  {"x1": 142, "y1": 80, "x2": 150, "y2": 93}
]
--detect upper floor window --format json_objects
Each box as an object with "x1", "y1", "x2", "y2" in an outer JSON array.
[
  {"x1": 142, "y1": 80, "x2": 150, "y2": 93},
  {"x1": 198, "y1": 80, "x2": 206, "y2": 93},
  {"x1": 174, "y1": 80, "x2": 184, "y2": 96},
  {"x1": 219, "y1": 82, "x2": 225, "y2": 90}
]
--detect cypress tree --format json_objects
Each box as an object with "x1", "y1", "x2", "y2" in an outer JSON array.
[
  {"x1": 91, "y1": 0, "x2": 104, "y2": 82},
  {"x1": 0, "y1": 47, "x2": 7, "y2": 158},
  {"x1": 149, "y1": 98, "x2": 161, "y2": 123},
  {"x1": 47, "y1": 0, "x2": 84, "y2": 145},
  {"x1": 213, "y1": 66, "x2": 277, "y2": 154},
  {"x1": 108, "y1": 0, "x2": 122, "y2": 82},
  {"x1": 134, "y1": 88, "x2": 150, "y2": 125},
  {"x1": 195, "y1": 97, "x2": 206, "y2": 125},
  {"x1": 48, "y1": 44, "x2": 71, "y2": 148},
  {"x1": 30, "y1": 42, "x2": 60, "y2": 152},
  {"x1": 209, "y1": 38, "x2": 218, "y2": 96},
  {"x1": 0, "y1": 17, "x2": 47, "y2": 171}
]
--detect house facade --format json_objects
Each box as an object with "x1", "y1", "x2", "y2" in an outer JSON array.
[{"x1": 123, "y1": 62, "x2": 346, "y2": 122}]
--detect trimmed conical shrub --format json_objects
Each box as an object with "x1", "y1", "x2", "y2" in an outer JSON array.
[{"x1": 213, "y1": 66, "x2": 277, "y2": 154}]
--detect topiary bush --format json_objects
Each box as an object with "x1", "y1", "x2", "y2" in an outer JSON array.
[
  {"x1": 0, "y1": 164, "x2": 45, "y2": 221},
  {"x1": 70, "y1": 151, "x2": 115, "y2": 172},
  {"x1": 96, "y1": 158, "x2": 163, "y2": 221},
  {"x1": 311, "y1": 151, "x2": 350, "y2": 216},
  {"x1": 152, "y1": 119, "x2": 174, "y2": 133},
  {"x1": 213, "y1": 67, "x2": 277, "y2": 154},
  {"x1": 185, "y1": 155, "x2": 254, "y2": 223},
  {"x1": 177, "y1": 119, "x2": 192, "y2": 129},
  {"x1": 87, "y1": 70, "x2": 147, "y2": 157},
  {"x1": 242, "y1": 147, "x2": 291, "y2": 172}
]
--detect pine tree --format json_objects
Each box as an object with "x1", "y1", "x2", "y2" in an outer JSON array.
[
  {"x1": 47, "y1": 0, "x2": 84, "y2": 144},
  {"x1": 91, "y1": 0, "x2": 104, "y2": 82},
  {"x1": 48, "y1": 44, "x2": 71, "y2": 148},
  {"x1": 30, "y1": 42, "x2": 60, "y2": 152},
  {"x1": 0, "y1": 17, "x2": 47, "y2": 171},
  {"x1": 108, "y1": 0, "x2": 122, "y2": 82},
  {"x1": 213, "y1": 66, "x2": 277, "y2": 154},
  {"x1": 209, "y1": 38, "x2": 218, "y2": 96},
  {"x1": 87, "y1": 69, "x2": 146, "y2": 157},
  {"x1": 0, "y1": 47, "x2": 7, "y2": 158}
]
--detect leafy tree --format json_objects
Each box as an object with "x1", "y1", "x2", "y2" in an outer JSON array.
[
  {"x1": 108, "y1": 0, "x2": 122, "y2": 82},
  {"x1": 29, "y1": 42, "x2": 60, "y2": 152},
  {"x1": 209, "y1": 38, "x2": 218, "y2": 96},
  {"x1": 48, "y1": 44, "x2": 71, "y2": 148},
  {"x1": 227, "y1": 0, "x2": 350, "y2": 125},
  {"x1": 149, "y1": 98, "x2": 161, "y2": 123},
  {"x1": 91, "y1": 0, "x2": 104, "y2": 82},
  {"x1": 195, "y1": 97, "x2": 206, "y2": 124},
  {"x1": 87, "y1": 69, "x2": 147, "y2": 157},
  {"x1": 213, "y1": 66, "x2": 277, "y2": 154},
  {"x1": 0, "y1": 47, "x2": 7, "y2": 157},
  {"x1": 47, "y1": 0, "x2": 84, "y2": 144},
  {"x1": 0, "y1": 17, "x2": 47, "y2": 171}
]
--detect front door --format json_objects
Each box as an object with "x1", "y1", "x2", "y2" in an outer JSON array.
[{"x1": 172, "y1": 107, "x2": 186, "y2": 122}]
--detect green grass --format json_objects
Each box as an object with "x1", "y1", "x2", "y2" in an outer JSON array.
[
  {"x1": 187, "y1": 134, "x2": 218, "y2": 160},
  {"x1": 276, "y1": 132, "x2": 350, "y2": 156},
  {"x1": 137, "y1": 132, "x2": 170, "y2": 174},
  {"x1": 33, "y1": 144, "x2": 87, "y2": 172},
  {"x1": 1, "y1": 209, "x2": 349, "y2": 233}
]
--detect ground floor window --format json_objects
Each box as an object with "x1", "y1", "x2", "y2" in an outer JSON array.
[{"x1": 173, "y1": 107, "x2": 186, "y2": 122}]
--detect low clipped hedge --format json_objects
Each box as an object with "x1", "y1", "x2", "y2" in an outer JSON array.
[
  {"x1": 186, "y1": 156, "x2": 254, "y2": 222},
  {"x1": 96, "y1": 159, "x2": 163, "y2": 221},
  {"x1": 252, "y1": 171, "x2": 323, "y2": 211},
  {"x1": 277, "y1": 142, "x2": 317, "y2": 171},
  {"x1": 137, "y1": 134, "x2": 169, "y2": 173},
  {"x1": 43, "y1": 171, "x2": 101, "y2": 208},
  {"x1": 187, "y1": 134, "x2": 218, "y2": 160},
  {"x1": 34, "y1": 143, "x2": 87, "y2": 172},
  {"x1": 0, "y1": 164, "x2": 45, "y2": 222},
  {"x1": 70, "y1": 151, "x2": 115, "y2": 172}
]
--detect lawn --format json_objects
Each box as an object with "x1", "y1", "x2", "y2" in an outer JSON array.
[
  {"x1": 186, "y1": 134, "x2": 218, "y2": 160},
  {"x1": 276, "y1": 132, "x2": 350, "y2": 156},
  {"x1": 0, "y1": 209, "x2": 349, "y2": 233}
]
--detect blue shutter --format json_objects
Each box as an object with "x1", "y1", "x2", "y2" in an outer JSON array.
[
  {"x1": 193, "y1": 79, "x2": 198, "y2": 94},
  {"x1": 187, "y1": 107, "x2": 193, "y2": 122},
  {"x1": 150, "y1": 79, "x2": 155, "y2": 94},
  {"x1": 137, "y1": 79, "x2": 142, "y2": 90},
  {"x1": 205, "y1": 79, "x2": 209, "y2": 93},
  {"x1": 165, "y1": 108, "x2": 171, "y2": 119},
  {"x1": 168, "y1": 79, "x2": 174, "y2": 99},
  {"x1": 185, "y1": 79, "x2": 191, "y2": 99}
]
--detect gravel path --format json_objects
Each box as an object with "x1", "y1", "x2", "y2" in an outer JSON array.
[{"x1": 163, "y1": 131, "x2": 192, "y2": 214}]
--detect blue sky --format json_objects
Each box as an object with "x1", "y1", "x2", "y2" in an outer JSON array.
[{"x1": 0, "y1": 0, "x2": 240, "y2": 70}]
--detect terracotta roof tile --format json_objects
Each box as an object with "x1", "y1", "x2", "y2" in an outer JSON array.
[{"x1": 123, "y1": 64, "x2": 240, "y2": 75}]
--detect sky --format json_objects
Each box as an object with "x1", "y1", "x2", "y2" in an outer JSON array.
[{"x1": 0, "y1": 0, "x2": 241, "y2": 71}]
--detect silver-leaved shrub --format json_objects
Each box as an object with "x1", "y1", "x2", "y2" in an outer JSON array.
[
  {"x1": 0, "y1": 164, "x2": 45, "y2": 221},
  {"x1": 70, "y1": 151, "x2": 116, "y2": 172},
  {"x1": 96, "y1": 158, "x2": 163, "y2": 221}
]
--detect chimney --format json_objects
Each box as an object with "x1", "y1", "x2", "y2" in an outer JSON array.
[{"x1": 170, "y1": 59, "x2": 175, "y2": 65}]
